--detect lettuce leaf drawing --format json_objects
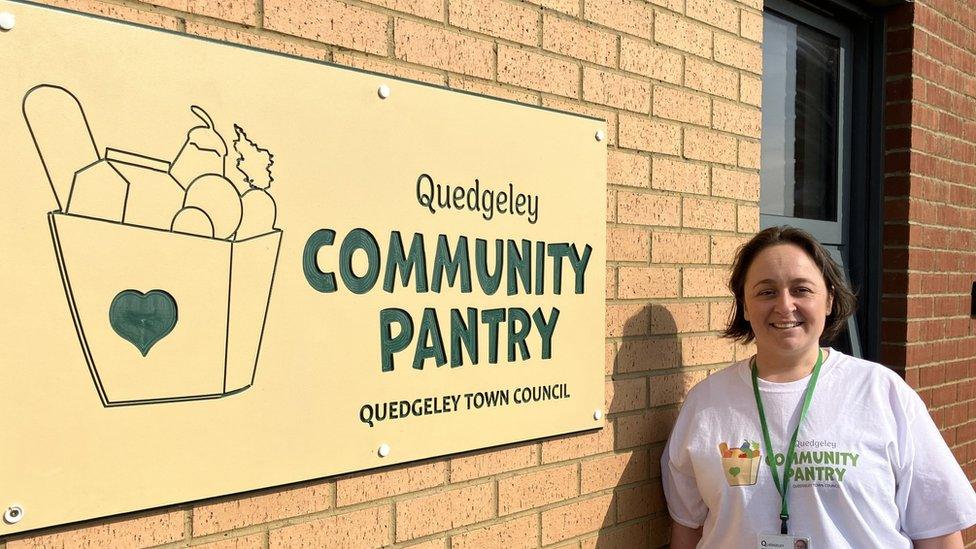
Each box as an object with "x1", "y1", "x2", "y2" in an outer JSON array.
[{"x1": 233, "y1": 124, "x2": 274, "y2": 190}]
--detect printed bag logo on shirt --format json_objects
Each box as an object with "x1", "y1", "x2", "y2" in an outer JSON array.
[{"x1": 719, "y1": 441, "x2": 761, "y2": 486}]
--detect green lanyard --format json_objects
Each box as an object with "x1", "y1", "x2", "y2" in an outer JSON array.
[{"x1": 750, "y1": 348, "x2": 824, "y2": 535}]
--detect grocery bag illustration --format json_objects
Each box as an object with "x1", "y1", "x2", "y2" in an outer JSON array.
[
  {"x1": 23, "y1": 84, "x2": 282, "y2": 407},
  {"x1": 719, "y1": 441, "x2": 761, "y2": 486}
]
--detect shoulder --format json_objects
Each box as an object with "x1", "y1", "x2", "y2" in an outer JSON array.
[
  {"x1": 825, "y1": 350, "x2": 926, "y2": 419},
  {"x1": 681, "y1": 357, "x2": 750, "y2": 405}
]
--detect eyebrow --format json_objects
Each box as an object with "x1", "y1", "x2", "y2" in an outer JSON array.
[{"x1": 751, "y1": 278, "x2": 819, "y2": 289}]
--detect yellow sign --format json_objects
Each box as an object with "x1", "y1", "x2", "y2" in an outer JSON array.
[{"x1": 0, "y1": 1, "x2": 606, "y2": 533}]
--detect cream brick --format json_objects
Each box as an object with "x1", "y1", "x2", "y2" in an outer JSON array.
[
  {"x1": 607, "y1": 303, "x2": 650, "y2": 337},
  {"x1": 710, "y1": 300, "x2": 734, "y2": 330},
  {"x1": 527, "y1": 0, "x2": 579, "y2": 16},
  {"x1": 39, "y1": 0, "x2": 180, "y2": 29},
  {"x1": 655, "y1": 12, "x2": 712, "y2": 58},
  {"x1": 651, "y1": 301, "x2": 711, "y2": 333},
  {"x1": 738, "y1": 0, "x2": 762, "y2": 9},
  {"x1": 450, "y1": 443, "x2": 539, "y2": 481},
  {"x1": 653, "y1": 86, "x2": 711, "y2": 126},
  {"x1": 541, "y1": 494, "x2": 615, "y2": 544},
  {"x1": 687, "y1": 0, "x2": 739, "y2": 32},
  {"x1": 335, "y1": 52, "x2": 446, "y2": 85},
  {"x1": 196, "y1": 534, "x2": 265, "y2": 549},
  {"x1": 710, "y1": 234, "x2": 749, "y2": 264},
  {"x1": 451, "y1": 515, "x2": 538, "y2": 548},
  {"x1": 607, "y1": 225, "x2": 650, "y2": 261},
  {"x1": 620, "y1": 38, "x2": 682, "y2": 85},
  {"x1": 450, "y1": 0, "x2": 540, "y2": 46},
  {"x1": 396, "y1": 482, "x2": 494, "y2": 541},
  {"x1": 499, "y1": 463, "x2": 579, "y2": 514},
  {"x1": 617, "y1": 191, "x2": 681, "y2": 226},
  {"x1": 543, "y1": 13, "x2": 617, "y2": 66},
  {"x1": 737, "y1": 204, "x2": 759, "y2": 233},
  {"x1": 618, "y1": 115, "x2": 681, "y2": 155},
  {"x1": 738, "y1": 139, "x2": 761, "y2": 168},
  {"x1": 714, "y1": 33, "x2": 762, "y2": 74},
  {"x1": 607, "y1": 265, "x2": 618, "y2": 297},
  {"x1": 185, "y1": 21, "x2": 329, "y2": 60},
  {"x1": 607, "y1": 189, "x2": 616, "y2": 222},
  {"x1": 541, "y1": 97, "x2": 617, "y2": 146},
  {"x1": 6, "y1": 511, "x2": 184, "y2": 548},
  {"x1": 684, "y1": 127, "x2": 737, "y2": 165},
  {"x1": 648, "y1": 0, "x2": 683, "y2": 10},
  {"x1": 614, "y1": 408, "x2": 678, "y2": 447},
  {"x1": 583, "y1": 67, "x2": 652, "y2": 113},
  {"x1": 741, "y1": 77, "x2": 762, "y2": 110},
  {"x1": 683, "y1": 267, "x2": 733, "y2": 297},
  {"x1": 448, "y1": 75, "x2": 539, "y2": 105},
  {"x1": 683, "y1": 196, "x2": 736, "y2": 230},
  {"x1": 651, "y1": 231, "x2": 709, "y2": 263},
  {"x1": 713, "y1": 101, "x2": 761, "y2": 138},
  {"x1": 608, "y1": 149, "x2": 650, "y2": 188},
  {"x1": 618, "y1": 266, "x2": 680, "y2": 298},
  {"x1": 581, "y1": 450, "x2": 649, "y2": 492},
  {"x1": 169, "y1": 0, "x2": 255, "y2": 25},
  {"x1": 581, "y1": 521, "x2": 649, "y2": 549},
  {"x1": 364, "y1": 0, "x2": 444, "y2": 20},
  {"x1": 194, "y1": 482, "x2": 332, "y2": 535},
  {"x1": 740, "y1": 9, "x2": 763, "y2": 42},
  {"x1": 541, "y1": 424, "x2": 615, "y2": 463},
  {"x1": 649, "y1": 369, "x2": 709, "y2": 406},
  {"x1": 652, "y1": 157, "x2": 709, "y2": 195},
  {"x1": 606, "y1": 377, "x2": 647, "y2": 413},
  {"x1": 407, "y1": 540, "x2": 448, "y2": 549},
  {"x1": 395, "y1": 18, "x2": 494, "y2": 79},
  {"x1": 606, "y1": 342, "x2": 617, "y2": 375},
  {"x1": 685, "y1": 57, "x2": 739, "y2": 100},
  {"x1": 616, "y1": 480, "x2": 666, "y2": 522},
  {"x1": 616, "y1": 338, "x2": 680, "y2": 372},
  {"x1": 336, "y1": 461, "x2": 445, "y2": 506},
  {"x1": 498, "y1": 45, "x2": 580, "y2": 98},
  {"x1": 264, "y1": 0, "x2": 388, "y2": 55},
  {"x1": 712, "y1": 167, "x2": 760, "y2": 200},
  {"x1": 269, "y1": 506, "x2": 390, "y2": 548},
  {"x1": 681, "y1": 335, "x2": 735, "y2": 365},
  {"x1": 584, "y1": 0, "x2": 653, "y2": 39}
]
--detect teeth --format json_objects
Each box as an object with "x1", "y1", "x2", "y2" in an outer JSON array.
[{"x1": 772, "y1": 322, "x2": 801, "y2": 328}]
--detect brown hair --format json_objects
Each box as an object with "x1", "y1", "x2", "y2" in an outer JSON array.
[{"x1": 722, "y1": 226, "x2": 856, "y2": 344}]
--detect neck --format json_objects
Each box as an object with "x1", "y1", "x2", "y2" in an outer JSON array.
[{"x1": 754, "y1": 346, "x2": 824, "y2": 383}]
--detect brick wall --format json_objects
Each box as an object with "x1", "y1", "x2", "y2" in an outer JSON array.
[
  {"x1": 883, "y1": 0, "x2": 976, "y2": 544},
  {"x1": 0, "y1": 0, "x2": 762, "y2": 547}
]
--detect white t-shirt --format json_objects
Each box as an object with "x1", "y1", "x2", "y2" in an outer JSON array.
[{"x1": 662, "y1": 349, "x2": 976, "y2": 547}]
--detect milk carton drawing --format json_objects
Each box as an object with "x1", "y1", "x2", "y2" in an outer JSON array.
[{"x1": 23, "y1": 84, "x2": 282, "y2": 407}]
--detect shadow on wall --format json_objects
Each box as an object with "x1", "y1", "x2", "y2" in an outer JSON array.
[{"x1": 591, "y1": 303, "x2": 694, "y2": 548}]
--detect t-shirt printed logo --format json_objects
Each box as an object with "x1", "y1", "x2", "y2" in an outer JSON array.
[{"x1": 719, "y1": 440, "x2": 761, "y2": 486}]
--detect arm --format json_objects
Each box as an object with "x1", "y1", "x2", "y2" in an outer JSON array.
[
  {"x1": 670, "y1": 522, "x2": 703, "y2": 549},
  {"x1": 913, "y1": 531, "x2": 964, "y2": 549}
]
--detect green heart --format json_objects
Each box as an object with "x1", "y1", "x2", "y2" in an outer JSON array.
[
  {"x1": 109, "y1": 289, "x2": 178, "y2": 356},
  {"x1": 728, "y1": 466, "x2": 741, "y2": 477}
]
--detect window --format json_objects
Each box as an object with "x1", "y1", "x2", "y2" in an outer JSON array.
[{"x1": 760, "y1": 0, "x2": 886, "y2": 358}]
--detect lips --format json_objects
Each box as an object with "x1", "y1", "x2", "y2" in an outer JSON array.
[{"x1": 771, "y1": 321, "x2": 803, "y2": 329}]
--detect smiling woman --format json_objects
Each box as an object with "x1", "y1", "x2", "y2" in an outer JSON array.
[{"x1": 662, "y1": 226, "x2": 976, "y2": 549}]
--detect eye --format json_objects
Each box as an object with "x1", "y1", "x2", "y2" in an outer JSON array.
[
  {"x1": 756, "y1": 289, "x2": 775, "y2": 297},
  {"x1": 793, "y1": 287, "x2": 813, "y2": 294}
]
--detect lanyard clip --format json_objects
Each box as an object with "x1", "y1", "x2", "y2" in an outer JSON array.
[{"x1": 780, "y1": 513, "x2": 789, "y2": 535}]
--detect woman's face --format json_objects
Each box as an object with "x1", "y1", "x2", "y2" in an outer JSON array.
[{"x1": 742, "y1": 244, "x2": 832, "y2": 361}]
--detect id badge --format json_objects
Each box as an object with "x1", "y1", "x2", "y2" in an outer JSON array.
[{"x1": 757, "y1": 533, "x2": 811, "y2": 549}]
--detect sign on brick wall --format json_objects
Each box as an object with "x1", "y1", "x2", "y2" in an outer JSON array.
[{"x1": 0, "y1": 1, "x2": 605, "y2": 533}]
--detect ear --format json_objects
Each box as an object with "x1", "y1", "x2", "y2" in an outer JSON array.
[
  {"x1": 742, "y1": 303, "x2": 749, "y2": 322},
  {"x1": 826, "y1": 290, "x2": 834, "y2": 316}
]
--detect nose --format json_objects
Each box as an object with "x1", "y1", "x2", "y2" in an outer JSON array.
[{"x1": 773, "y1": 291, "x2": 796, "y2": 315}]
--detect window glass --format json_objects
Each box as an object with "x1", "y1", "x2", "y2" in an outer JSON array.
[{"x1": 761, "y1": 11, "x2": 840, "y2": 222}]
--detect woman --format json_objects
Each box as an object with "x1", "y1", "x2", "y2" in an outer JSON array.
[{"x1": 663, "y1": 227, "x2": 976, "y2": 548}]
